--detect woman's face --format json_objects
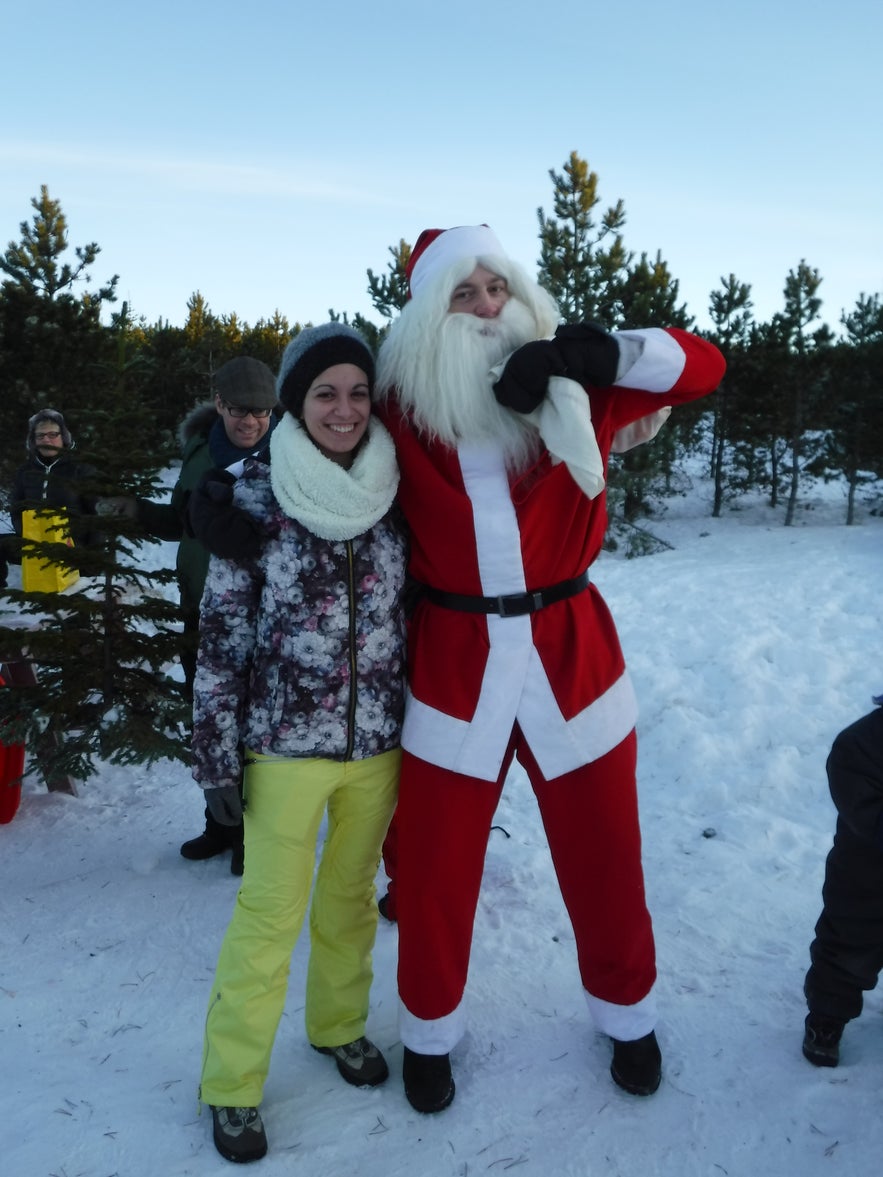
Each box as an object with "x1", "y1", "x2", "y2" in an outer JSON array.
[{"x1": 300, "y1": 363, "x2": 371, "y2": 467}]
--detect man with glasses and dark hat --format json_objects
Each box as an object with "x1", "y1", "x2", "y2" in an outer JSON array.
[{"x1": 120, "y1": 356, "x2": 280, "y2": 873}]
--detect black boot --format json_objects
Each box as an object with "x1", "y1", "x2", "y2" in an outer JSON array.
[
  {"x1": 180, "y1": 830, "x2": 229, "y2": 860},
  {"x1": 180, "y1": 807, "x2": 237, "y2": 861},
  {"x1": 230, "y1": 834, "x2": 245, "y2": 877},
  {"x1": 211, "y1": 1105, "x2": 267, "y2": 1163},
  {"x1": 403, "y1": 1047, "x2": 455, "y2": 1113},
  {"x1": 610, "y1": 1030, "x2": 662, "y2": 1096},
  {"x1": 802, "y1": 1013, "x2": 844, "y2": 1067}
]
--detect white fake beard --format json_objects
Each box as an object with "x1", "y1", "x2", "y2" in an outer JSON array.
[{"x1": 388, "y1": 296, "x2": 543, "y2": 471}]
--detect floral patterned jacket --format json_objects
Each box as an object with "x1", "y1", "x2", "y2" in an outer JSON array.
[{"x1": 191, "y1": 461, "x2": 407, "y2": 789}]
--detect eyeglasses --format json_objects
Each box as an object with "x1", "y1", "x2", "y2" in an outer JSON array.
[
  {"x1": 222, "y1": 403, "x2": 273, "y2": 419},
  {"x1": 35, "y1": 430, "x2": 62, "y2": 441}
]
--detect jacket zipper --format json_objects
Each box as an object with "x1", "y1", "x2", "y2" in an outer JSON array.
[{"x1": 345, "y1": 540, "x2": 356, "y2": 761}]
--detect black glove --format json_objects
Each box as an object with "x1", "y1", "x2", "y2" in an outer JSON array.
[
  {"x1": 204, "y1": 784, "x2": 243, "y2": 826},
  {"x1": 493, "y1": 340, "x2": 567, "y2": 414},
  {"x1": 187, "y1": 468, "x2": 262, "y2": 560},
  {"x1": 553, "y1": 321, "x2": 620, "y2": 388}
]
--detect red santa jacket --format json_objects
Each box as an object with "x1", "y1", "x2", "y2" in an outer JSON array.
[{"x1": 379, "y1": 327, "x2": 725, "y2": 781}]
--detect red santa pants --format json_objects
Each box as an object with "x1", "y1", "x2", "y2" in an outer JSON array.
[{"x1": 396, "y1": 727, "x2": 657, "y2": 1033}]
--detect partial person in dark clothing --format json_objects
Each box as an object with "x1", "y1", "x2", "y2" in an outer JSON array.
[
  {"x1": 803, "y1": 695, "x2": 883, "y2": 1067},
  {"x1": 105, "y1": 358, "x2": 279, "y2": 875},
  {"x1": 1, "y1": 409, "x2": 100, "y2": 591}
]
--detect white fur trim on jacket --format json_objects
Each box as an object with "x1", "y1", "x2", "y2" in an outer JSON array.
[{"x1": 269, "y1": 414, "x2": 399, "y2": 541}]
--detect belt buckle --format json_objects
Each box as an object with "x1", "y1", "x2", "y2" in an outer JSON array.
[{"x1": 496, "y1": 591, "x2": 540, "y2": 618}]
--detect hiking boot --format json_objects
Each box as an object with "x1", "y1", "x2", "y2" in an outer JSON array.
[
  {"x1": 403, "y1": 1047, "x2": 455, "y2": 1113},
  {"x1": 230, "y1": 842, "x2": 245, "y2": 876},
  {"x1": 610, "y1": 1030, "x2": 662, "y2": 1096},
  {"x1": 180, "y1": 831, "x2": 230, "y2": 861},
  {"x1": 803, "y1": 1013, "x2": 844, "y2": 1067},
  {"x1": 377, "y1": 892, "x2": 396, "y2": 923},
  {"x1": 210, "y1": 1105, "x2": 267, "y2": 1163},
  {"x1": 313, "y1": 1036, "x2": 389, "y2": 1087}
]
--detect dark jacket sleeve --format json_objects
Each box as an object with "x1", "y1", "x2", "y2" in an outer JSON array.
[
  {"x1": 72, "y1": 461, "x2": 104, "y2": 549},
  {"x1": 10, "y1": 466, "x2": 26, "y2": 535},
  {"x1": 135, "y1": 497, "x2": 185, "y2": 542},
  {"x1": 826, "y1": 706, "x2": 883, "y2": 851},
  {"x1": 188, "y1": 468, "x2": 263, "y2": 561}
]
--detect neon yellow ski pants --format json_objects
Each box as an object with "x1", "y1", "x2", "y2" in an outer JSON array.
[{"x1": 199, "y1": 748, "x2": 400, "y2": 1107}]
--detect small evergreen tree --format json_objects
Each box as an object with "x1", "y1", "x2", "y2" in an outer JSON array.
[
  {"x1": 778, "y1": 261, "x2": 829, "y2": 525},
  {"x1": 737, "y1": 317, "x2": 794, "y2": 507},
  {"x1": 0, "y1": 303, "x2": 190, "y2": 785},
  {"x1": 536, "y1": 151, "x2": 628, "y2": 326},
  {"x1": 612, "y1": 250, "x2": 697, "y2": 524},
  {"x1": 810, "y1": 294, "x2": 883, "y2": 522},
  {"x1": 0, "y1": 186, "x2": 119, "y2": 489},
  {"x1": 708, "y1": 275, "x2": 754, "y2": 516},
  {"x1": 366, "y1": 239, "x2": 411, "y2": 320}
]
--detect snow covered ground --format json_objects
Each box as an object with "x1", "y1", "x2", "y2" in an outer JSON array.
[{"x1": 2, "y1": 475, "x2": 882, "y2": 1177}]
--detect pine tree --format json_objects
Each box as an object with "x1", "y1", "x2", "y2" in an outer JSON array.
[
  {"x1": 814, "y1": 294, "x2": 883, "y2": 522},
  {"x1": 536, "y1": 151, "x2": 628, "y2": 326},
  {"x1": 618, "y1": 250, "x2": 693, "y2": 331},
  {"x1": 0, "y1": 302, "x2": 190, "y2": 786},
  {"x1": 366, "y1": 239, "x2": 411, "y2": 320},
  {"x1": 708, "y1": 275, "x2": 754, "y2": 516},
  {"x1": 737, "y1": 318, "x2": 794, "y2": 507},
  {"x1": 327, "y1": 242, "x2": 411, "y2": 353},
  {"x1": 241, "y1": 311, "x2": 295, "y2": 371},
  {"x1": 778, "y1": 261, "x2": 829, "y2": 525},
  {"x1": 612, "y1": 250, "x2": 697, "y2": 526},
  {"x1": 536, "y1": 154, "x2": 703, "y2": 544},
  {"x1": 0, "y1": 186, "x2": 119, "y2": 488}
]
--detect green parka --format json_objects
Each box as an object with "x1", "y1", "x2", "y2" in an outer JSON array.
[{"x1": 136, "y1": 403, "x2": 218, "y2": 618}]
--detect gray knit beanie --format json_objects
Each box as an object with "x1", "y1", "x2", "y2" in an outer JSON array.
[
  {"x1": 27, "y1": 408, "x2": 72, "y2": 455},
  {"x1": 276, "y1": 323, "x2": 375, "y2": 417}
]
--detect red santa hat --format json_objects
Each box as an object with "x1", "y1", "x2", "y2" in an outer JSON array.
[{"x1": 406, "y1": 224, "x2": 506, "y2": 299}]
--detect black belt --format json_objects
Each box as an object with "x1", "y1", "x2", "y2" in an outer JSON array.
[{"x1": 422, "y1": 571, "x2": 590, "y2": 618}]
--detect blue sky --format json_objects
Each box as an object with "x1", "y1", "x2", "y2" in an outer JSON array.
[{"x1": 2, "y1": 0, "x2": 880, "y2": 335}]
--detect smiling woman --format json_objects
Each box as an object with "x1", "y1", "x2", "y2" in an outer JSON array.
[
  {"x1": 191, "y1": 321, "x2": 406, "y2": 1164},
  {"x1": 300, "y1": 364, "x2": 372, "y2": 467}
]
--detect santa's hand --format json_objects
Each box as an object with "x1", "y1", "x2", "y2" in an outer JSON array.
[
  {"x1": 493, "y1": 340, "x2": 567, "y2": 413},
  {"x1": 187, "y1": 468, "x2": 262, "y2": 560},
  {"x1": 554, "y1": 321, "x2": 620, "y2": 387}
]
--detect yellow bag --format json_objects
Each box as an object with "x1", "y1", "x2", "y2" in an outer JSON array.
[{"x1": 20, "y1": 508, "x2": 80, "y2": 594}]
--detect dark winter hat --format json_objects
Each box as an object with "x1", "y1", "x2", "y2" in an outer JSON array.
[
  {"x1": 27, "y1": 408, "x2": 72, "y2": 455},
  {"x1": 213, "y1": 357, "x2": 278, "y2": 410},
  {"x1": 276, "y1": 323, "x2": 375, "y2": 417}
]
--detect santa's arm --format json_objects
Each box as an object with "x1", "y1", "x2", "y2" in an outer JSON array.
[
  {"x1": 494, "y1": 324, "x2": 724, "y2": 418},
  {"x1": 609, "y1": 327, "x2": 725, "y2": 407}
]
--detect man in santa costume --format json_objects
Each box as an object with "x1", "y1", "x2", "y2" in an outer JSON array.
[{"x1": 374, "y1": 224, "x2": 726, "y2": 1113}]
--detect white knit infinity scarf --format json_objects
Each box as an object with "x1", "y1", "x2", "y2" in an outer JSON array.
[{"x1": 269, "y1": 413, "x2": 399, "y2": 541}]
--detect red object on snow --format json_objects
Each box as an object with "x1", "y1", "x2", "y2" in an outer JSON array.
[{"x1": 0, "y1": 675, "x2": 25, "y2": 824}]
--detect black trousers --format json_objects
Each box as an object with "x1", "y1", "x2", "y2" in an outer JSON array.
[{"x1": 805, "y1": 708, "x2": 883, "y2": 1021}]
